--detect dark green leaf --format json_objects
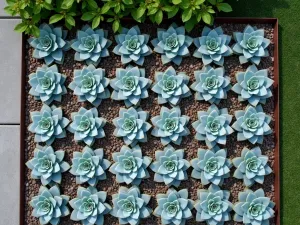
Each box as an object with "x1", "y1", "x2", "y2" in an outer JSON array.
[
  {"x1": 87, "y1": 0, "x2": 98, "y2": 9},
  {"x1": 195, "y1": 0, "x2": 205, "y2": 5},
  {"x1": 123, "y1": 0, "x2": 133, "y2": 5},
  {"x1": 136, "y1": 6, "x2": 146, "y2": 18},
  {"x1": 81, "y1": 12, "x2": 95, "y2": 21},
  {"x1": 207, "y1": 0, "x2": 216, "y2": 5},
  {"x1": 112, "y1": 20, "x2": 120, "y2": 32},
  {"x1": 66, "y1": 15, "x2": 75, "y2": 26},
  {"x1": 184, "y1": 16, "x2": 197, "y2": 32},
  {"x1": 147, "y1": 7, "x2": 158, "y2": 15},
  {"x1": 49, "y1": 14, "x2": 64, "y2": 24},
  {"x1": 155, "y1": 10, "x2": 163, "y2": 24},
  {"x1": 92, "y1": 16, "x2": 100, "y2": 29},
  {"x1": 61, "y1": 0, "x2": 74, "y2": 9},
  {"x1": 101, "y1": 3, "x2": 110, "y2": 14},
  {"x1": 182, "y1": 9, "x2": 192, "y2": 22},
  {"x1": 14, "y1": 22, "x2": 28, "y2": 32},
  {"x1": 32, "y1": 14, "x2": 41, "y2": 23},
  {"x1": 31, "y1": 25, "x2": 40, "y2": 37},
  {"x1": 167, "y1": 7, "x2": 178, "y2": 18},
  {"x1": 172, "y1": 0, "x2": 181, "y2": 4},
  {"x1": 33, "y1": 5, "x2": 41, "y2": 14},
  {"x1": 217, "y1": 3, "x2": 232, "y2": 12}
]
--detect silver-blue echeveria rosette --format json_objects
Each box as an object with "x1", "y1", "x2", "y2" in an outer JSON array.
[
  {"x1": 232, "y1": 105, "x2": 272, "y2": 144},
  {"x1": 191, "y1": 66, "x2": 231, "y2": 104},
  {"x1": 232, "y1": 65, "x2": 274, "y2": 106},
  {"x1": 151, "y1": 23, "x2": 193, "y2": 65},
  {"x1": 69, "y1": 65, "x2": 110, "y2": 107},
  {"x1": 70, "y1": 146, "x2": 111, "y2": 186},
  {"x1": 29, "y1": 64, "x2": 67, "y2": 105},
  {"x1": 30, "y1": 185, "x2": 70, "y2": 225},
  {"x1": 192, "y1": 104, "x2": 234, "y2": 148},
  {"x1": 71, "y1": 25, "x2": 112, "y2": 66},
  {"x1": 67, "y1": 107, "x2": 106, "y2": 146},
  {"x1": 151, "y1": 106, "x2": 190, "y2": 146},
  {"x1": 111, "y1": 186, "x2": 152, "y2": 225},
  {"x1": 234, "y1": 189, "x2": 275, "y2": 225},
  {"x1": 193, "y1": 26, "x2": 233, "y2": 66},
  {"x1": 233, "y1": 147, "x2": 272, "y2": 187},
  {"x1": 112, "y1": 107, "x2": 152, "y2": 146},
  {"x1": 113, "y1": 25, "x2": 152, "y2": 65},
  {"x1": 152, "y1": 66, "x2": 191, "y2": 106},
  {"x1": 150, "y1": 145, "x2": 190, "y2": 187},
  {"x1": 28, "y1": 104, "x2": 69, "y2": 145},
  {"x1": 26, "y1": 145, "x2": 70, "y2": 185},
  {"x1": 110, "y1": 65, "x2": 152, "y2": 107},
  {"x1": 232, "y1": 25, "x2": 271, "y2": 65},
  {"x1": 190, "y1": 146, "x2": 232, "y2": 186},
  {"x1": 28, "y1": 23, "x2": 70, "y2": 65},
  {"x1": 109, "y1": 145, "x2": 152, "y2": 185},
  {"x1": 154, "y1": 188, "x2": 194, "y2": 225},
  {"x1": 195, "y1": 184, "x2": 233, "y2": 225},
  {"x1": 70, "y1": 186, "x2": 112, "y2": 225}
]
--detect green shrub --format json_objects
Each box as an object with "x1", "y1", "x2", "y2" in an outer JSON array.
[{"x1": 4, "y1": 0, "x2": 233, "y2": 37}]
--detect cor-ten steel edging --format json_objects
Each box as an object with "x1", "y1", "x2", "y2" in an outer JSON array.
[{"x1": 19, "y1": 17, "x2": 280, "y2": 225}]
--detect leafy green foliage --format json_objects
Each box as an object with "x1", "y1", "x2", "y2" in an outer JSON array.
[{"x1": 5, "y1": 0, "x2": 233, "y2": 37}]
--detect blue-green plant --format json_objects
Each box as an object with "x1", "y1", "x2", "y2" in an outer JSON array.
[
  {"x1": 113, "y1": 25, "x2": 152, "y2": 65},
  {"x1": 195, "y1": 184, "x2": 233, "y2": 225},
  {"x1": 29, "y1": 64, "x2": 67, "y2": 105},
  {"x1": 232, "y1": 65, "x2": 274, "y2": 106},
  {"x1": 154, "y1": 188, "x2": 194, "y2": 225},
  {"x1": 26, "y1": 145, "x2": 70, "y2": 185},
  {"x1": 70, "y1": 146, "x2": 111, "y2": 186},
  {"x1": 67, "y1": 107, "x2": 106, "y2": 146},
  {"x1": 232, "y1": 25, "x2": 271, "y2": 65},
  {"x1": 191, "y1": 146, "x2": 232, "y2": 186},
  {"x1": 109, "y1": 145, "x2": 151, "y2": 185},
  {"x1": 70, "y1": 186, "x2": 111, "y2": 225},
  {"x1": 232, "y1": 105, "x2": 272, "y2": 144},
  {"x1": 191, "y1": 66, "x2": 231, "y2": 104},
  {"x1": 151, "y1": 23, "x2": 193, "y2": 65},
  {"x1": 30, "y1": 185, "x2": 70, "y2": 225},
  {"x1": 112, "y1": 107, "x2": 151, "y2": 146},
  {"x1": 150, "y1": 145, "x2": 190, "y2": 187},
  {"x1": 152, "y1": 66, "x2": 191, "y2": 106},
  {"x1": 111, "y1": 186, "x2": 152, "y2": 225},
  {"x1": 234, "y1": 189, "x2": 275, "y2": 225},
  {"x1": 233, "y1": 147, "x2": 272, "y2": 187},
  {"x1": 151, "y1": 106, "x2": 190, "y2": 145},
  {"x1": 28, "y1": 104, "x2": 69, "y2": 145},
  {"x1": 110, "y1": 65, "x2": 152, "y2": 107},
  {"x1": 28, "y1": 23, "x2": 70, "y2": 65},
  {"x1": 193, "y1": 26, "x2": 233, "y2": 66},
  {"x1": 69, "y1": 65, "x2": 110, "y2": 107},
  {"x1": 71, "y1": 25, "x2": 112, "y2": 66},
  {"x1": 192, "y1": 105, "x2": 234, "y2": 148}
]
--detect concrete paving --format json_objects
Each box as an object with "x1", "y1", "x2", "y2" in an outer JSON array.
[{"x1": 0, "y1": 0, "x2": 7, "y2": 16}]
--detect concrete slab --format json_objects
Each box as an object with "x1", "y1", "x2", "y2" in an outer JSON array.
[
  {"x1": 0, "y1": 19, "x2": 22, "y2": 123},
  {"x1": 0, "y1": 0, "x2": 8, "y2": 16},
  {"x1": 0, "y1": 125, "x2": 20, "y2": 225}
]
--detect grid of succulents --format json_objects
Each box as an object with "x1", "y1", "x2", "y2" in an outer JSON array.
[{"x1": 25, "y1": 22, "x2": 276, "y2": 225}]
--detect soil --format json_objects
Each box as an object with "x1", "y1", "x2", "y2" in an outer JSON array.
[{"x1": 23, "y1": 22, "x2": 276, "y2": 225}]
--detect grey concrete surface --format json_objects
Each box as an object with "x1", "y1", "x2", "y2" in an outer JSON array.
[
  {"x1": 0, "y1": 0, "x2": 7, "y2": 16},
  {"x1": 0, "y1": 125, "x2": 20, "y2": 224}
]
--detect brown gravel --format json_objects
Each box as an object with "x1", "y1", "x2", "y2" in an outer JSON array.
[{"x1": 23, "y1": 22, "x2": 276, "y2": 225}]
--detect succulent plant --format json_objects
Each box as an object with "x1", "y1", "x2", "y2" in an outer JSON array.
[
  {"x1": 234, "y1": 189, "x2": 275, "y2": 225},
  {"x1": 68, "y1": 107, "x2": 106, "y2": 146},
  {"x1": 26, "y1": 145, "x2": 70, "y2": 185},
  {"x1": 151, "y1": 23, "x2": 193, "y2": 65},
  {"x1": 190, "y1": 146, "x2": 232, "y2": 186},
  {"x1": 111, "y1": 186, "x2": 152, "y2": 225},
  {"x1": 112, "y1": 107, "x2": 151, "y2": 146},
  {"x1": 151, "y1": 106, "x2": 190, "y2": 145},
  {"x1": 70, "y1": 146, "x2": 111, "y2": 186},
  {"x1": 154, "y1": 188, "x2": 194, "y2": 225},
  {"x1": 192, "y1": 104, "x2": 234, "y2": 148},
  {"x1": 113, "y1": 25, "x2": 152, "y2": 65},
  {"x1": 30, "y1": 185, "x2": 70, "y2": 225},
  {"x1": 232, "y1": 105, "x2": 272, "y2": 144},
  {"x1": 110, "y1": 65, "x2": 152, "y2": 107},
  {"x1": 193, "y1": 26, "x2": 233, "y2": 66},
  {"x1": 71, "y1": 25, "x2": 112, "y2": 66},
  {"x1": 152, "y1": 66, "x2": 191, "y2": 106},
  {"x1": 195, "y1": 184, "x2": 233, "y2": 225},
  {"x1": 191, "y1": 66, "x2": 231, "y2": 104},
  {"x1": 233, "y1": 146, "x2": 272, "y2": 187},
  {"x1": 232, "y1": 65, "x2": 274, "y2": 106},
  {"x1": 28, "y1": 23, "x2": 70, "y2": 65},
  {"x1": 150, "y1": 145, "x2": 190, "y2": 187},
  {"x1": 109, "y1": 145, "x2": 151, "y2": 185},
  {"x1": 232, "y1": 25, "x2": 271, "y2": 65},
  {"x1": 70, "y1": 186, "x2": 111, "y2": 225},
  {"x1": 69, "y1": 65, "x2": 110, "y2": 107},
  {"x1": 28, "y1": 104, "x2": 69, "y2": 145},
  {"x1": 29, "y1": 64, "x2": 67, "y2": 105}
]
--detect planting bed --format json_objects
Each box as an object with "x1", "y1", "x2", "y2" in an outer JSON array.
[{"x1": 20, "y1": 18, "x2": 279, "y2": 225}]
